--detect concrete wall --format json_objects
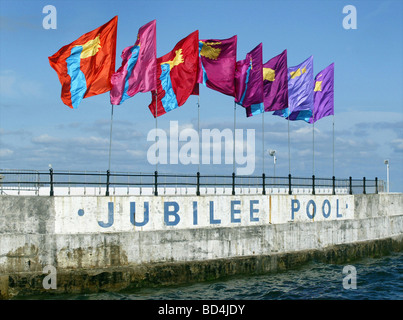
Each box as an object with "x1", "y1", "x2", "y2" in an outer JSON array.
[{"x1": 0, "y1": 193, "x2": 402, "y2": 298}]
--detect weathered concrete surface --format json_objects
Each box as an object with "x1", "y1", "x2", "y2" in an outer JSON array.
[{"x1": 0, "y1": 193, "x2": 402, "y2": 299}]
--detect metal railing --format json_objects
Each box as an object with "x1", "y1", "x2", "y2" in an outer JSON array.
[{"x1": 0, "y1": 169, "x2": 384, "y2": 196}]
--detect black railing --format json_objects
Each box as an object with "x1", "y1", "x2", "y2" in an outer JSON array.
[{"x1": 0, "y1": 169, "x2": 384, "y2": 196}]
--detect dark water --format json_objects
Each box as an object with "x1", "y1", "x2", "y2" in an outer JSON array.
[{"x1": 27, "y1": 251, "x2": 403, "y2": 300}]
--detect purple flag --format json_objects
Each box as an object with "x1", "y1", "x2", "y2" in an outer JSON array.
[
  {"x1": 273, "y1": 55, "x2": 314, "y2": 119},
  {"x1": 110, "y1": 20, "x2": 157, "y2": 105},
  {"x1": 198, "y1": 35, "x2": 237, "y2": 97},
  {"x1": 235, "y1": 43, "x2": 263, "y2": 107},
  {"x1": 263, "y1": 49, "x2": 288, "y2": 112},
  {"x1": 310, "y1": 63, "x2": 334, "y2": 123},
  {"x1": 245, "y1": 49, "x2": 288, "y2": 117}
]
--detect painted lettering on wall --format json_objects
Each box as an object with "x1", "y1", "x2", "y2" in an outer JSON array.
[
  {"x1": 291, "y1": 199, "x2": 346, "y2": 220},
  {"x1": 87, "y1": 197, "x2": 348, "y2": 229},
  {"x1": 94, "y1": 199, "x2": 261, "y2": 228}
]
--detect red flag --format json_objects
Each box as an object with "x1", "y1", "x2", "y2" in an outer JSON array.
[
  {"x1": 48, "y1": 16, "x2": 118, "y2": 109},
  {"x1": 148, "y1": 30, "x2": 199, "y2": 117}
]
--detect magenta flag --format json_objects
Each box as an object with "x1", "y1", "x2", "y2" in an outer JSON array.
[
  {"x1": 263, "y1": 49, "x2": 288, "y2": 112},
  {"x1": 198, "y1": 35, "x2": 237, "y2": 97},
  {"x1": 310, "y1": 63, "x2": 334, "y2": 123},
  {"x1": 110, "y1": 20, "x2": 157, "y2": 105},
  {"x1": 234, "y1": 43, "x2": 263, "y2": 107}
]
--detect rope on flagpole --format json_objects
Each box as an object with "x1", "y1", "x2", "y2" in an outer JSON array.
[{"x1": 108, "y1": 104, "x2": 114, "y2": 172}]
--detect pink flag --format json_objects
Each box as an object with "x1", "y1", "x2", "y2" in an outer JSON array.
[
  {"x1": 198, "y1": 35, "x2": 237, "y2": 97},
  {"x1": 110, "y1": 20, "x2": 157, "y2": 105}
]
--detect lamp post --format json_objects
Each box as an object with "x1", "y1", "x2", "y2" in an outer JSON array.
[
  {"x1": 384, "y1": 159, "x2": 389, "y2": 192},
  {"x1": 269, "y1": 150, "x2": 276, "y2": 184}
]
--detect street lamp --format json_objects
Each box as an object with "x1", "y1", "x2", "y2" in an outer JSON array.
[
  {"x1": 384, "y1": 159, "x2": 389, "y2": 192},
  {"x1": 269, "y1": 150, "x2": 276, "y2": 183}
]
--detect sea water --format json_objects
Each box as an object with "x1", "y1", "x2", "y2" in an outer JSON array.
[{"x1": 22, "y1": 251, "x2": 402, "y2": 300}]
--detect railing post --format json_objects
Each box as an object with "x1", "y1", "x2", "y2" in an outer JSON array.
[
  {"x1": 349, "y1": 176, "x2": 353, "y2": 195},
  {"x1": 332, "y1": 176, "x2": 336, "y2": 195},
  {"x1": 375, "y1": 177, "x2": 378, "y2": 194},
  {"x1": 105, "y1": 170, "x2": 110, "y2": 196},
  {"x1": 196, "y1": 172, "x2": 200, "y2": 196},
  {"x1": 288, "y1": 174, "x2": 292, "y2": 195},
  {"x1": 232, "y1": 172, "x2": 235, "y2": 195},
  {"x1": 49, "y1": 168, "x2": 54, "y2": 196},
  {"x1": 154, "y1": 171, "x2": 158, "y2": 196},
  {"x1": 312, "y1": 175, "x2": 315, "y2": 195},
  {"x1": 363, "y1": 177, "x2": 366, "y2": 194},
  {"x1": 262, "y1": 173, "x2": 266, "y2": 195}
]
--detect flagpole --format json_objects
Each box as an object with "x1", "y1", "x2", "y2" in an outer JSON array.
[
  {"x1": 233, "y1": 101, "x2": 236, "y2": 174},
  {"x1": 312, "y1": 108, "x2": 315, "y2": 177},
  {"x1": 155, "y1": 90, "x2": 158, "y2": 173},
  {"x1": 332, "y1": 114, "x2": 335, "y2": 177},
  {"x1": 108, "y1": 104, "x2": 114, "y2": 172},
  {"x1": 287, "y1": 114, "x2": 291, "y2": 175},
  {"x1": 198, "y1": 95, "x2": 200, "y2": 174},
  {"x1": 262, "y1": 111, "x2": 265, "y2": 174}
]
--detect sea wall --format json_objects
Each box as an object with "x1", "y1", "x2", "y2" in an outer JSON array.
[{"x1": 0, "y1": 193, "x2": 402, "y2": 298}]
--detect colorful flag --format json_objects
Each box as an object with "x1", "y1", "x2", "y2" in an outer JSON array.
[
  {"x1": 110, "y1": 20, "x2": 157, "y2": 105},
  {"x1": 310, "y1": 63, "x2": 334, "y2": 123},
  {"x1": 246, "y1": 103, "x2": 264, "y2": 117},
  {"x1": 198, "y1": 35, "x2": 237, "y2": 97},
  {"x1": 245, "y1": 49, "x2": 288, "y2": 117},
  {"x1": 48, "y1": 16, "x2": 118, "y2": 109},
  {"x1": 148, "y1": 30, "x2": 199, "y2": 118},
  {"x1": 263, "y1": 49, "x2": 288, "y2": 112},
  {"x1": 277, "y1": 107, "x2": 313, "y2": 122},
  {"x1": 273, "y1": 55, "x2": 313, "y2": 119},
  {"x1": 234, "y1": 43, "x2": 263, "y2": 108}
]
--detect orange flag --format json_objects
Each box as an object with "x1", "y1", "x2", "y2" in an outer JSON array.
[{"x1": 48, "y1": 16, "x2": 118, "y2": 109}]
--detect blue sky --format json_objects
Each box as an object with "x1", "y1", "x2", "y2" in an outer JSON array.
[{"x1": 0, "y1": 0, "x2": 402, "y2": 191}]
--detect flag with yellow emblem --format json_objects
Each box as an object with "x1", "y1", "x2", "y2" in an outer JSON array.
[
  {"x1": 273, "y1": 55, "x2": 313, "y2": 118},
  {"x1": 48, "y1": 16, "x2": 118, "y2": 109},
  {"x1": 198, "y1": 35, "x2": 237, "y2": 97},
  {"x1": 310, "y1": 63, "x2": 334, "y2": 123},
  {"x1": 246, "y1": 49, "x2": 288, "y2": 117},
  {"x1": 148, "y1": 30, "x2": 199, "y2": 118}
]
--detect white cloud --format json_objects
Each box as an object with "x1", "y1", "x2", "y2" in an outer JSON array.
[
  {"x1": 72, "y1": 136, "x2": 109, "y2": 146},
  {"x1": 391, "y1": 138, "x2": 403, "y2": 152},
  {"x1": 0, "y1": 70, "x2": 43, "y2": 99},
  {"x1": 0, "y1": 148, "x2": 14, "y2": 157},
  {"x1": 127, "y1": 150, "x2": 146, "y2": 158},
  {"x1": 32, "y1": 134, "x2": 61, "y2": 144}
]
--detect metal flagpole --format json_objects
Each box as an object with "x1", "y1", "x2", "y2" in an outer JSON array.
[
  {"x1": 332, "y1": 114, "x2": 335, "y2": 177},
  {"x1": 155, "y1": 90, "x2": 158, "y2": 173},
  {"x1": 287, "y1": 114, "x2": 291, "y2": 175},
  {"x1": 108, "y1": 104, "x2": 114, "y2": 172},
  {"x1": 233, "y1": 102, "x2": 236, "y2": 173},
  {"x1": 262, "y1": 111, "x2": 265, "y2": 174},
  {"x1": 198, "y1": 95, "x2": 200, "y2": 174},
  {"x1": 312, "y1": 108, "x2": 315, "y2": 176}
]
